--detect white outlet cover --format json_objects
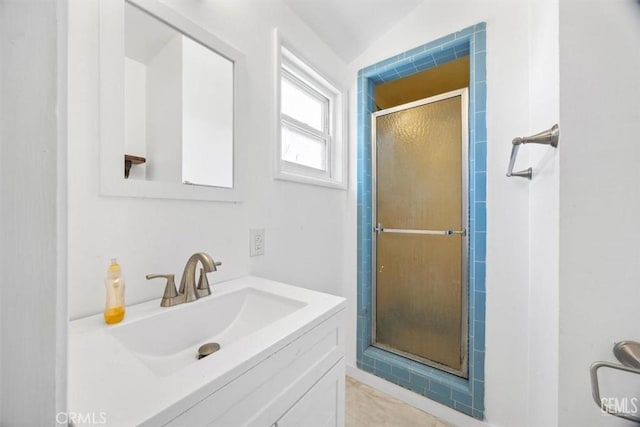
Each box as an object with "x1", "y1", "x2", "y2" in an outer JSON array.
[{"x1": 250, "y1": 228, "x2": 265, "y2": 257}]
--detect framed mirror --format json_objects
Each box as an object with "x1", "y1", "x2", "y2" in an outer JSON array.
[{"x1": 100, "y1": 0, "x2": 243, "y2": 201}]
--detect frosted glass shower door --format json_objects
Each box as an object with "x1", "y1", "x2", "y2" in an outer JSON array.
[{"x1": 372, "y1": 89, "x2": 468, "y2": 377}]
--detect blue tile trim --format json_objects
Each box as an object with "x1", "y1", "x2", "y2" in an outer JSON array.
[{"x1": 356, "y1": 23, "x2": 487, "y2": 420}]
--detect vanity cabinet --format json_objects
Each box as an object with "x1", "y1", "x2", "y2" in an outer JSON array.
[
  {"x1": 274, "y1": 362, "x2": 344, "y2": 427},
  {"x1": 162, "y1": 309, "x2": 345, "y2": 427}
]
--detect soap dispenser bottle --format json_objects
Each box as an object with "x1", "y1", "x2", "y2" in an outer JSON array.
[{"x1": 104, "y1": 258, "x2": 126, "y2": 325}]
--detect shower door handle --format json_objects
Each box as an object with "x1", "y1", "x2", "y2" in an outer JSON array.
[{"x1": 374, "y1": 223, "x2": 466, "y2": 236}]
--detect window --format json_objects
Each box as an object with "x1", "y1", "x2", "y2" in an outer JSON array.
[
  {"x1": 281, "y1": 70, "x2": 329, "y2": 171},
  {"x1": 276, "y1": 40, "x2": 346, "y2": 189}
]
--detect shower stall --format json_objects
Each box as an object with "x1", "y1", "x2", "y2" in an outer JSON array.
[{"x1": 371, "y1": 88, "x2": 469, "y2": 378}]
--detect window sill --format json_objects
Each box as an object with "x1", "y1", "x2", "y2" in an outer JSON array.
[{"x1": 275, "y1": 170, "x2": 347, "y2": 190}]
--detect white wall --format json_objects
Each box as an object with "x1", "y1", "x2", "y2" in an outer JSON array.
[
  {"x1": 68, "y1": 0, "x2": 349, "y2": 323},
  {"x1": 0, "y1": 0, "x2": 67, "y2": 424},
  {"x1": 151, "y1": 0, "x2": 350, "y2": 298},
  {"x1": 559, "y1": 1, "x2": 640, "y2": 426},
  {"x1": 0, "y1": 2, "x2": 4, "y2": 419},
  {"x1": 346, "y1": 1, "x2": 534, "y2": 426},
  {"x1": 526, "y1": 0, "x2": 560, "y2": 426},
  {"x1": 0, "y1": 3, "x2": 4, "y2": 414},
  {"x1": 146, "y1": 34, "x2": 182, "y2": 183}
]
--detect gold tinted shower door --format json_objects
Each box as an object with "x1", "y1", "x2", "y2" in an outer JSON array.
[{"x1": 372, "y1": 89, "x2": 469, "y2": 378}]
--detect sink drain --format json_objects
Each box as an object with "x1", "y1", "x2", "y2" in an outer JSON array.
[{"x1": 197, "y1": 342, "x2": 221, "y2": 360}]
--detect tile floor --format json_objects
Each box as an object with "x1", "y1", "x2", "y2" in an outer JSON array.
[{"x1": 346, "y1": 377, "x2": 453, "y2": 427}]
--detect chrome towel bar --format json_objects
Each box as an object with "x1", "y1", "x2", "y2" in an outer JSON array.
[
  {"x1": 590, "y1": 341, "x2": 640, "y2": 423},
  {"x1": 374, "y1": 223, "x2": 466, "y2": 236},
  {"x1": 506, "y1": 124, "x2": 559, "y2": 180}
]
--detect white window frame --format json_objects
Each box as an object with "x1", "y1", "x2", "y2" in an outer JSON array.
[{"x1": 274, "y1": 30, "x2": 347, "y2": 190}]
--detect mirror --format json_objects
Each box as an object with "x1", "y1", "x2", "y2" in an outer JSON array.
[
  {"x1": 100, "y1": 0, "x2": 243, "y2": 201},
  {"x1": 124, "y1": 2, "x2": 234, "y2": 188}
]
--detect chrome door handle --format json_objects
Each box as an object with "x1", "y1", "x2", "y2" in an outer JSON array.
[{"x1": 374, "y1": 223, "x2": 466, "y2": 236}]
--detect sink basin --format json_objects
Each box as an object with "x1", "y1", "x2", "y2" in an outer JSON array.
[
  {"x1": 110, "y1": 287, "x2": 306, "y2": 376},
  {"x1": 69, "y1": 276, "x2": 345, "y2": 426}
]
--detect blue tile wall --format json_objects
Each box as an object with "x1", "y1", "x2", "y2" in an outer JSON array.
[{"x1": 356, "y1": 23, "x2": 487, "y2": 420}]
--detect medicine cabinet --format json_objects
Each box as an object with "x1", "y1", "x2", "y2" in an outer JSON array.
[{"x1": 100, "y1": 0, "x2": 244, "y2": 201}]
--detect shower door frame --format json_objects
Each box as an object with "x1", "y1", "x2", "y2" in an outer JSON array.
[{"x1": 371, "y1": 88, "x2": 470, "y2": 378}]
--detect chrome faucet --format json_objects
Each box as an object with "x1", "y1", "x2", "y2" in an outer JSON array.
[
  {"x1": 146, "y1": 252, "x2": 222, "y2": 307},
  {"x1": 179, "y1": 252, "x2": 221, "y2": 302}
]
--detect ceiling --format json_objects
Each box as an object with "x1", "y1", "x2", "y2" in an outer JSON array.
[
  {"x1": 282, "y1": 0, "x2": 425, "y2": 63},
  {"x1": 376, "y1": 56, "x2": 469, "y2": 109}
]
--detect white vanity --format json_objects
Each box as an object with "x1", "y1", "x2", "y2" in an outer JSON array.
[{"x1": 68, "y1": 276, "x2": 346, "y2": 426}]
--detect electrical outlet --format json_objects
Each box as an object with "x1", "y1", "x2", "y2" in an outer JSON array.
[{"x1": 250, "y1": 228, "x2": 265, "y2": 257}]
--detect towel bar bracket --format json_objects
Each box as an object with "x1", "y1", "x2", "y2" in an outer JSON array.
[{"x1": 506, "y1": 124, "x2": 559, "y2": 180}]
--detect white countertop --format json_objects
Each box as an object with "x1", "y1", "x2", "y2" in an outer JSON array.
[{"x1": 68, "y1": 276, "x2": 345, "y2": 426}]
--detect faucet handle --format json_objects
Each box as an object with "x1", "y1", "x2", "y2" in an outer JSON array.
[
  {"x1": 196, "y1": 268, "x2": 211, "y2": 297},
  {"x1": 146, "y1": 274, "x2": 179, "y2": 307}
]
